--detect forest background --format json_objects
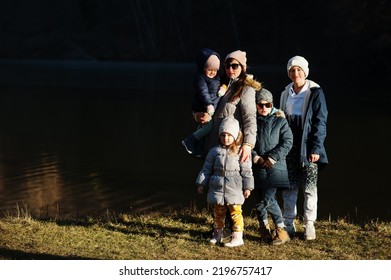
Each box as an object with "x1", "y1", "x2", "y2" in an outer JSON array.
[{"x1": 0, "y1": 0, "x2": 390, "y2": 76}]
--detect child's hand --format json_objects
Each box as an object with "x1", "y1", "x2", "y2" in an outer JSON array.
[
  {"x1": 197, "y1": 186, "x2": 204, "y2": 194},
  {"x1": 262, "y1": 158, "x2": 275, "y2": 168},
  {"x1": 255, "y1": 156, "x2": 265, "y2": 165},
  {"x1": 243, "y1": 189, "x2": 251, "y2": 199},
  {"x1": 206, "y1": 105, "x2": 214, "y2": 115},
  {"x1": 194, "y1": 112, "x2": 211, "y2": 124},
  {"x1": 217, "y1": 84, "x2": 227, "y2": 97}
]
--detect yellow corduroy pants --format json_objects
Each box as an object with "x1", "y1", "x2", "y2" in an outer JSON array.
[{"x1": 213, "y1": 204, "x2": 244, "y2": 232}]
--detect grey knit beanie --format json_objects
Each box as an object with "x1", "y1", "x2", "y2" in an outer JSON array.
[{"x1": 256, "y1": 88, "x2": 273, "y2": 104}]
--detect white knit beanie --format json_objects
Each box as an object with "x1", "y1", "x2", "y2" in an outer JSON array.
[
  {"x1": 225, "y1": 50, "x2": 247, "y2": 71},
  {"x1": 204, "y1": 54, "x2": 220, "y2": 70},
  {"x1": 287, "y1": 55, "x2": 309, "y2": 78},
  {"x1": 219, "y1": 117, "x2": 240, "y2": 140}
]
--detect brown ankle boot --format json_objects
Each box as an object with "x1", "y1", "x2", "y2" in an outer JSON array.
[{"x1": 272, "y1": 227, "x2": 290, "y2": 245}]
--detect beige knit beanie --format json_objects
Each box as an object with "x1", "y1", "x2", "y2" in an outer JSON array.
[
  {"x1": 225, "y1": 50, "x2": 247, "y2": 71},
  {"x1": 204, "y1": 54, "x2": 220, "y2": 70}
]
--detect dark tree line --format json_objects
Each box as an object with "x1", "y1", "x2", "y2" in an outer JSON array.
[{"x1": 0, "y1": 0, "x2": 390, "y2": 72}]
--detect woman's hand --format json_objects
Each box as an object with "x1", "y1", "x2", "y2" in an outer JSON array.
[
  {"x1": 309, "y1": 154, "x2": 320, "y2": 162},
  {"x1": 239, "y1": 144, "x2": 252, "y2": 163},
  {"x1": 243, "y1": 190, "x2": 251, "y2": 199}
]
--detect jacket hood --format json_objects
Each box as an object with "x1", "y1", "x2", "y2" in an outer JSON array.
[
  {"x1": 274, "y1": 108, "x2": 286, "y2": 118},
  {"x1": 196, "y1": 48, "x2": 220, "y2": 72},
  {"x1": 284, "y1": 79, "x2": 320, "y2": 91}
]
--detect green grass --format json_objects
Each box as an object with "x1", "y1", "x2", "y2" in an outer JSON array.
[{"x1": 0, "y1": 207, "x2": 390, "y2": 260}]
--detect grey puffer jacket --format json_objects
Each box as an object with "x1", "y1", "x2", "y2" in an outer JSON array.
[
  {"x1": 251, "y1": 108, "x2": 293, "y2": 189},
  {"x1": 205, "y1": 77, "x2": 258, "y2": 152},
  {"x1": 196, "y1": 146, "x2": 254, "y2": 205}
]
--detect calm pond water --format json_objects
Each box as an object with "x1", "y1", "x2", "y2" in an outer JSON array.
[{"x1": 0, "y1": 61, "x2": 390, "y2": 221}]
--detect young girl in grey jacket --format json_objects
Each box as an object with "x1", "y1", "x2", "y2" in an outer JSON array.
[{"x1": 196, "y1": 117, "x2": 254, "y2": 247}]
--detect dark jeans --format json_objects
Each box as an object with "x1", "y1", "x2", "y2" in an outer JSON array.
[{"x1": 256, "y1": 187, "x2": 284, "y2": 227}]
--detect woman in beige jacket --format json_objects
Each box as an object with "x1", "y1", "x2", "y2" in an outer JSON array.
[{"x1": 196, "y1": 50, "x2": 262, "y2": 163}]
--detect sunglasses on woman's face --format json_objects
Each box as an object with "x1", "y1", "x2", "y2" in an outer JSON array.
[
  {"x1": 257, "y1": 102, "x2": 273, "y2": 108},
  {"x1": 225, "y1": 63, "x2": 240, "y2": 70}
]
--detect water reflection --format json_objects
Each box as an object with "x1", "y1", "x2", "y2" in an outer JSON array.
[
  {"x1": 0, "y1": 65, "x2": 390, "y2": 221},
  {"x1": 0, "y1": 85, "x2": 203, "y2": 218}
]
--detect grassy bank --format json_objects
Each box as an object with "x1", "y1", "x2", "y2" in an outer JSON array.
[{"x1": 0, "y1": 208, "x2": 390, "y2": 260}]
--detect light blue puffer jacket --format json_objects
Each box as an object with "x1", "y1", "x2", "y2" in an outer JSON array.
[{"x1": 196, "y1": 146, "x2": 254, "y2": 205}]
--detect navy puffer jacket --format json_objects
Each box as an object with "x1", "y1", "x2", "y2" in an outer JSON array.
[
  {"x1": 252, "y1": 108, "x2": 293, "y2": 189},
  {"x1": 280, "y1": 80, "x2": 328, "y2": 169},
  {"x1": 192, "y1": 48, "x2": 221, "y2": 112}
]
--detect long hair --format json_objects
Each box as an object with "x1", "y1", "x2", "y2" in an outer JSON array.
[{"x1": 224, "y1": 58, "x2": 262, "y2": 103}]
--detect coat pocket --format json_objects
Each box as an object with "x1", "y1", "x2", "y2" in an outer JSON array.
[{"x1": 209, "y1": 175, "x2": 224, "y2": 190}]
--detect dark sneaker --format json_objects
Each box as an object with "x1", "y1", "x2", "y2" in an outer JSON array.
[
  {"x1": 181, "y1": 134, "x2": 199, "y2": 154},
  {"x1": 285, "y1": 222, "x2": 296, "y2": 238},
  {"x1": 259, "y1": 224, "x2": 272, "y2": 243},
  {"x1": 210, "y1": 228, "x2": 223, "y2": 244}
]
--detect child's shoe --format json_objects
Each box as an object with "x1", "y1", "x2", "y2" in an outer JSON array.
[
  {"x1": 209, "y1": 228, "x2": 223, "y2": 245},
  {"x1": 224, "y1": 231, "x2": 244, "y2": 247},
  {"x1": 272, "y1": 227, "x2": 290, "y2": 246},
  {"x1": 181, "y1": 134, "x2": 199, "y2": 154}
]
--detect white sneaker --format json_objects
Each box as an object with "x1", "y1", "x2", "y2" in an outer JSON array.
[
  {"x1": 224, "y1": 231, "x2": 244, "y2": 247},
  {"x1": 304, "y1": 223, "x2": 316, "y2": 240}
]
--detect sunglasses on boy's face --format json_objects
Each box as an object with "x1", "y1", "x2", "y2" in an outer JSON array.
[
  {"x1": 225, "y1": 63, "x2": 240, "y2": 70},
  {"x1": 257, "y1": 102, "x2": 273, "y2": 108}
]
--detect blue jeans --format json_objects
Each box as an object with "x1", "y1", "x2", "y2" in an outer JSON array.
[
  {"x1": 256, "y1": 187, "x2": 284, "y2": 228},
  {"x1": 193, "y1": 120, "x2": 213, "y2": 140}
]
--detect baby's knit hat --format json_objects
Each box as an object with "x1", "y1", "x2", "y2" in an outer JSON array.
[
  {"x1": 225, "y1": 50, "x2": 247, "y2": 71},
  {"x1": 287, "y1": 55, "x2": 309, "y2": 78},
  {"x1": 219, "y1": 117, "x2": 240, "y2": 141},
  {"x1": 204, "y1": 54, "x2": 220, "y2": 70},
  {"x1": 256, "y1": 88, "x2": 273, "y2": 104}
]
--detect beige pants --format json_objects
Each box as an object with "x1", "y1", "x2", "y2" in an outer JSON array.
[{"x1": 213, "y1": 204, "x2": 244, "y2": 232}]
